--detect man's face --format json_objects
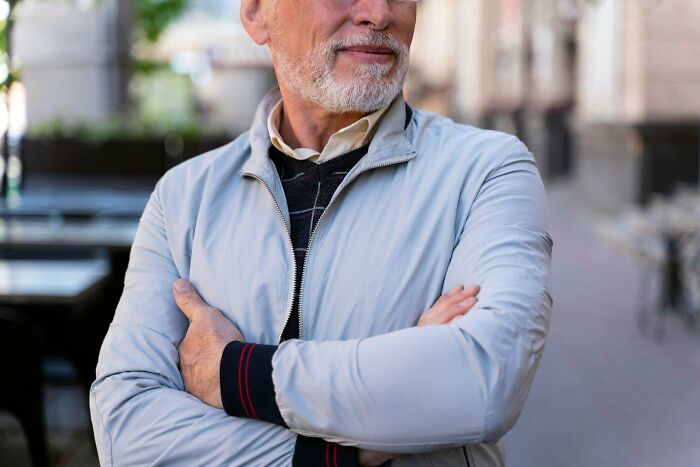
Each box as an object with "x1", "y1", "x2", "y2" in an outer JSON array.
[{"x1": 266, "y1": 0, "x2": 417, "y2": 114}]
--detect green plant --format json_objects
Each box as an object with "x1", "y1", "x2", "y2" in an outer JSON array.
[
  {"x1": 27, "y1": 115, "x2": 226, "y2": 143},
  {"x1": 134, "y1": 0, "x2": 189, "y2": 44},
  {"x1": 0, "y1": 0, "x2": 20, "y2": 91}
]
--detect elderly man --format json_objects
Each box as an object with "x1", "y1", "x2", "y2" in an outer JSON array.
[{"x1": 90, "y1": 0, "x2": 553, "y2": 466}]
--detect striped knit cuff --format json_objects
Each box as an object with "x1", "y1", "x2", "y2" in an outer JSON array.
[
  {"x1": 293, "y1": 436, "x2": 359, "y2": 467},
  {"x1": 220, "y1": 341, "x2": 287, "y2": 427}
]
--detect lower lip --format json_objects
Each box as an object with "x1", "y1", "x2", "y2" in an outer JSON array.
[{"x1": 338, "y1": 50, "x2": 395, "y2": 64}]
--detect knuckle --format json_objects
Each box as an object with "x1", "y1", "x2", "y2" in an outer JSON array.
[{"x1": 179, "y1": 296, "x2": 197, "y2": 307}]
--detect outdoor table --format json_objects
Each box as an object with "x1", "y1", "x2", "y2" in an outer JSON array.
[
  {"x1": 0, "y1": 174, "x2": 152, "y2": 219},
  {"x1": 0, "y1": 217, "x2": 138, "y2": 251},
  {"x1": 0, "y1": 215, "x2": 140, "y2": 387},
  {"x1": 0, "y1": 258, "x2": 110, "y2": 306},
  {"x1": 0, "y1": 257, "x2": 113, "y2": 434},
  {"x1": 597, "y1": 192, "x2": 700, "y2": 336}
]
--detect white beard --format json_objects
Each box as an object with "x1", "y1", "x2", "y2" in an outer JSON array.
[{"x1": 272, "y1": 30, "x2": 410, "y2": 114}]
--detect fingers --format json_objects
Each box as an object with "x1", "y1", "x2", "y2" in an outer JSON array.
[
  {"x1": 418, "y1": 285, "x2": 481, "y2": 326},
  {"x1": 437, "y1": 285, "x2": 479, "y2": 307},
  {"x1": 434, "y1": 284, "x2": 471, "y2": 306},
  {"x1": 449, "y1": 285, "x2": 479, "y2": 301},
  {"x1": 436, "y1": 286, "x2": 478, "y2": 309},
  {"x1": 173, "y1": 279, "x2": 210, "y2": 321},
  {"x1": 419, "y1": 285, "x2": 480, "y2": 327},
  {"x1": 434, "y1": 295, "x2": 477, "y2": 324},
  {"x1": 442, "y1": 296, "x2": 477, "y2": 322}
]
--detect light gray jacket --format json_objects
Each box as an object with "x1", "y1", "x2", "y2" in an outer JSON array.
[{"x1": 90, "y1": 88, "x2": 553, "y2": 467}]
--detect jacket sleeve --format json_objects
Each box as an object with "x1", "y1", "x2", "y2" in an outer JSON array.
[
  {"x1": 89, "y1": 180, "x2": 297, "y2": 466},
  {"x1": 270, "y1": 140, "x2": 553, "y2": 453}
]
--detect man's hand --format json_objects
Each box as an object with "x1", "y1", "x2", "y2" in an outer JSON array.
[
  {"x1": 418, "y1": 284, "x2": 479, "y2": 327},
  {"x1": 357, "y1": 284, "x2": 479, "y2": 466},
  {"x1": 174, "y1": 279, "x2": 244, "y2": 409},
  {"x1": 173, "y1": 278, "x2": 477, "y2": 464}
]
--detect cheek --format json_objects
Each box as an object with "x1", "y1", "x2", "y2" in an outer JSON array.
[
  {"x1": 275, "y1": 4, "x2": 336, "y2": 53},
  {"x1": 394, "y1": 9, "x2": 417, "y2": 46}
]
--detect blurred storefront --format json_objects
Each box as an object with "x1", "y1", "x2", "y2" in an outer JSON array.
[
  {"x1": 574, "y1": 0, "x2": 700, "y2": 209},
  {"x1": 8, "y1": 0, "x2": 700, "y2": 211},
  {"x1": 14, "y1": 0, "x2": 131, "y2": 126},
  {"x1": 409, "y1": 0, "x2": 700, "y2": 211}
]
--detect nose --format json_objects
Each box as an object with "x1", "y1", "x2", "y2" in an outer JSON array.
[{"x1": 352, "y1": 0, "x2": 394, "y2": 30}]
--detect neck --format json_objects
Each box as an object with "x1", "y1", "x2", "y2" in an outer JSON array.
[{"x1": 276, "y1": 85, "x2": 368, "y2": 152}]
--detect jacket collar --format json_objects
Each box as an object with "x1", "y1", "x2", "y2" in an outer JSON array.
[{"x1": 240, "y1": 87, "x2": 416, "y2": 182}]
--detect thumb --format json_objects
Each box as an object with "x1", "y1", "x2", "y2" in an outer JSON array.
[{"x1": 173, "y1": 279, "x2": 208, "y2": 321}]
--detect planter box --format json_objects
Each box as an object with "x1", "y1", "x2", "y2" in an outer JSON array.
[{"x1": 21, "y1": 135, "x2": 232, "y2": 179}]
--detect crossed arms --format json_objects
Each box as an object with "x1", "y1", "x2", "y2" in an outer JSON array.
[{"x1": 89, "y1": 145, "x2": 552, "y2": 466}]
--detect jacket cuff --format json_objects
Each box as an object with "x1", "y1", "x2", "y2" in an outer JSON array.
[
  {"x1": 293, "y1": 435, "x2": 359, "y2": 467},
  {"x1": 220, "y1": 341, "x2": 287, "y2": 427}
]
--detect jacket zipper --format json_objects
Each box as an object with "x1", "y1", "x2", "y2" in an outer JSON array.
[
  {"x1": 245, "y1": 174, "x2": 298, "y2": 344},
  {"x1": 296, "y1": 152, "x2": 416, "y2": 339}
]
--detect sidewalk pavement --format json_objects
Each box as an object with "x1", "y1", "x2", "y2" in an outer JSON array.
[{"x1": 505, "y1": 182, "x2": 700, "y2": 467}]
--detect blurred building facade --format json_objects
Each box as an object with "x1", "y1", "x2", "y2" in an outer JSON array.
[
  {"x1": 573, "y1": 0, "x2": 700, "y2": 210},
  {"x1": 409, "y1": 0, "x2": 700, "y2": 211},
  {"x1": 152, "y1": 2, "x2": 275, "y2": 134},
  {"x1": 13, "y1": 0, "x2": 273, "y2": 135},
  {"x1": 13, "y1": 0, "x2": 700, "y2": 211},
  {"x1": 14, "y1": 0, "x2": 131, "y2": 126}
]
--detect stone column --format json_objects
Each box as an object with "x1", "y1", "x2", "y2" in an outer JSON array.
[
  {"x1": 408, "y1": 0, "x2": 458, "y2": 116},
  {"x1": 525, "y1": 0, "x2": 577, "y2": 180},
  {"x1": 13, "y1": 0, "x2": 128, "y2": 127},
  {"x1": 452, "y1": 0, "x2": 500, "y2": 125}
]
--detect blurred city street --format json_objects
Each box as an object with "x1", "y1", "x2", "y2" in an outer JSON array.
[
  {"x1": 1, "y1": 0, "x2": 699, "y2": 465},
  {"x1": 505, "y1": 183, "x2": 700, "y2": 467}
]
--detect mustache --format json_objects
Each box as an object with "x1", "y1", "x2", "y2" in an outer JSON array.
[{"x1": 328, "y1": 31, "x2": 406, "y2": 55}]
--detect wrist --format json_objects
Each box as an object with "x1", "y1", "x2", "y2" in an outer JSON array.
[
  {"x1": 293, "y1": 435, "x2": 359, "y2": 467},
  {"x1": 219, "y1": 341, "x2": 286, "y2": 426}
]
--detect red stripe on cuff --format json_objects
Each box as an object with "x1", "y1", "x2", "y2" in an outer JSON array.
[
  {"x1": 244, "y1": 343, "x2": 258, "y2": 419},
  {"x1": 333, "y1": 443, "x2": 338, "y2": 467},
  {"x1": 237, "y1": 343, "x2": 251, "y2": 418}
]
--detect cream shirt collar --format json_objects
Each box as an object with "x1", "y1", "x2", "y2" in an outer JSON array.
[{"x1": 266, "y1": 99, "x2": 391, "y2": 164}]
